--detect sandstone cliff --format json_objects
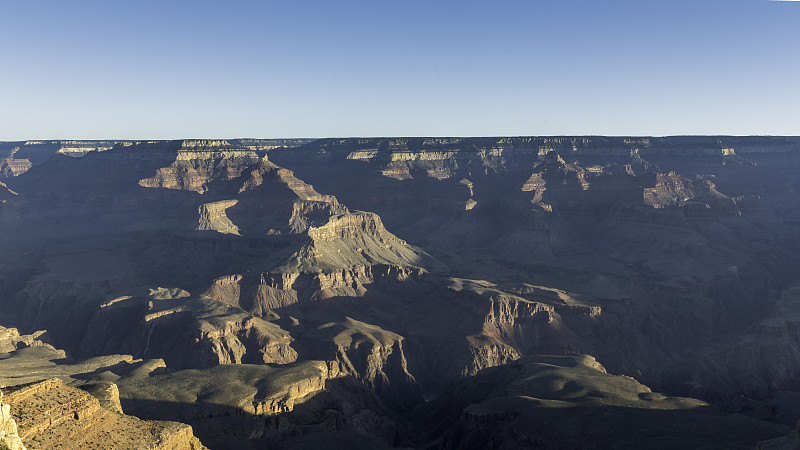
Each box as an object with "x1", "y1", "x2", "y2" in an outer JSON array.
[
  {"x1": 138, "y1": 140, "x2": 263, "y2": 194},
  {"x1": 0, "y1": 390, "x2": 25, "y2": 450},
  {"x1": 2, "y1": 379, "x2": 206, "y2": 450}
]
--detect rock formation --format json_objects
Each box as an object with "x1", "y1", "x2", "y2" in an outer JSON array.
[
  {"x1": 1, "y1": 379, "x2": 206, "y2": 450},
  {"x1": 2, "y1": 136, "x2": 800, "y2": 448},
  {"x1": 0, "y1": 389, "x2": 26, "y2": 450}
]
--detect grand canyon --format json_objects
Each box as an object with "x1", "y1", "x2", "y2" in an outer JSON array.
[{"x1": 2, "y1": 136, "x2": 800, "y2": 449}]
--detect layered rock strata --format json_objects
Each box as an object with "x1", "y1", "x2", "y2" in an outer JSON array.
[{"x1": 2, "y1": 379, "x2": 206, "y2": 450}]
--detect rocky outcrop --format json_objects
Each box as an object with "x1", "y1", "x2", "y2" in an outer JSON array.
[
  {"x1": 225, "y1": 156, "x2": 350, "y2": 236},
  {"x1": 0, "y1": 326, "x2": 57, "y2": 355},
  {"x1": 2, "y1": 379, "x2": 206, "y2": 450},
  {"x1": 116, "y1": 361, "x2": 331, "y2": 448},
  {"x1": 138, "y1": 141, "x2": 263, "y2": 194},
  {"x1": 309, "y1": 318, "x2": 418, "y2": 400},
  {"x1": 0, "y1": 158, "x2": 32, "y2": 178},
  {"x1": 644, "y1": 171, "x2": 739, "y2": 213},
  {"x1": 79, "y1": 382, "x2": 123, "y2": 414},
  {"x1": 279, "y1": 213, "x2": 426, "y2": 273},
  {"x1": 78, "y1": 289, "x2": 298, "y2": 369},
  {"x1": 0, "y1": 390, "x2": 26, "y2": 450},
  {"x1": 204, "y1": 264, "x2": 424, "y2": 315},
  {"x1": 0, "y1": 323, "x2": 176, "y2": 394},
  {"x1": 119, "y1": 361, "x2": 331, "y2": 418},
  {"x1": 196, "y1": 199, "x2": 240, "y2": 235},
  {"x1": 446, "y1": 279, "x2": 602, "y2": 376}
]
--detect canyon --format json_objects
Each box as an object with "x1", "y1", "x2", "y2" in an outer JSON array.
[{"x1": 2, "y1": 136, "x2": 800, "y2": 448}]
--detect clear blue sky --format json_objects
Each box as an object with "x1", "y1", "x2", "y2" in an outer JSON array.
[{"x1": 1, "y1": 0, "x2": 798, "y2": 139}]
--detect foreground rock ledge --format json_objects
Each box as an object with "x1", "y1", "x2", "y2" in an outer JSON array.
[{"x1": 1, "y1": 378, "x2": 206, "y2": 450}]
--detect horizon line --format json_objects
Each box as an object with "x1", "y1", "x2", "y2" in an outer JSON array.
[{"x1": 3, "y1": 134, "x2": 800, "y2": 143}]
